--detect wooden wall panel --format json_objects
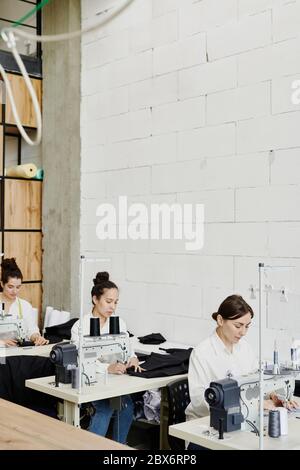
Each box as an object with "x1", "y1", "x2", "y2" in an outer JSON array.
[
  {"x1": 20, "y1": 283, "x2": 42, "y2": 325},
  {"x1": 4, "y1": 74, "x2": 42, "y2": 128},
  {"x1": 4, "y1": 232, "x2": 42, "y2": 281},
  {"x1": 5, "y1": 180, "x2": 42, "y2": 229},
  {"x1": 0, "y1": 125, "x2": 3, "y2": 176},
  {"x1": 0, "y1": 81, "x2": 3, "y2": 123}
]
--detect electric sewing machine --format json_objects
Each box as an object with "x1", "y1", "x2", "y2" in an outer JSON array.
[
  {"x1": 0, "y1": 313, "x2": 26, "y2": 344},
  {"x1": 50, "y1": 332, "x2": 130, "y2": 385},
  {"x1": 240, "y1": 372, "x2": 295, "y2": 432},
  {"x1": 205, "y1": 372, "x2": 296, "y2": 433}
]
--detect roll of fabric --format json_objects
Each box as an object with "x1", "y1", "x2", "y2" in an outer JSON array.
[{"x1": 6, "y1": 163, "x2": 37, "y2": 178}]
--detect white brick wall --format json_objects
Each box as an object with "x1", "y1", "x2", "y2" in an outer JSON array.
[
  {"x1": 130, "y1": 11, "x2": 178, "y2": 53},
  {"x1": 153, "y1": 33, "x2": 207, "y2": 75},
  {"x1": 207, "y1": 82, "x2": 270, "y2": 124},
  {"x1": 129, "y1": 73, "x2": 177, "y2": 110},
  {"x1": 81, "y1": 0, "x2": 300, "y2": 355},
  {"x1": 207, "y1": 12, "x2": 272, "y2": 60},
  {"x1": 273, "y1": 1, "x2": 300, "y2": 42},
  {"x1": 238, "y1": 40, "x2": 300, "y2": 86},
  {"x1": 179, "y1": 0, "x2": 238, "y2": 37},
  {"x1": 179, "y1": 57, "x2": 237, "y2": 100}
]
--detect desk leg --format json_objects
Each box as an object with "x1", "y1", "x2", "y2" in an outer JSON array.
[
  {"x1": 63, "y1": 400, "x2": 80, "y2": 427},
  {"x1": 110, "y1": 396, "x2": 122, "y2": 410},
  {"x1": 160, "y1": 387, "x2": 170, "y2": 450}
]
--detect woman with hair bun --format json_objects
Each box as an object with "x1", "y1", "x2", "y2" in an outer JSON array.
[
  {"x1": 185, "y1": 294, "x2": 298, "y2": 450},
  {"x1": 71, "y1": 271, "x2": 141, "y2": 444},
  {"x1": 0, "y1": 258, "x2": 48, "y2": 346}
]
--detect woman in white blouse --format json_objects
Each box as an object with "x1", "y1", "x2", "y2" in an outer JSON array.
[
  {"x1": 71, "y1": 271, "x2": 141, "y2": 444},
  {"x1": 0, "y1": 258, "x2": 48, "y2": 346},
  {"x1": 185, "y1": 295, "x2": 298, "y2": 450}
]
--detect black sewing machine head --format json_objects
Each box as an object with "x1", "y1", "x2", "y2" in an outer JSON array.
[{"x1": 205, "y1": 378, "x2": 244, "y2": 432}]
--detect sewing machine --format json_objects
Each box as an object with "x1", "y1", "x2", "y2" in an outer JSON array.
[
  {"x1": 0, "y1": 314, "x2": 26, "y2": 343},
  {"x1": 239, "y1": 372, "x2": 295, "y2": 432},
  {"x1": 50, "y1": 332, "x2": 130, "y2": 385},
  {"x1": 205, "y1": 372, "x2": 296, "y2": 433}
]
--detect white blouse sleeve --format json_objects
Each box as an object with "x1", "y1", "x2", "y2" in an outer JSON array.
[
  {"x1": 22, "y1": 300, "x2": 39, "y2": 339},
  {"x1": 188, "y1": 348, "x2": 211, "y2": 419}
]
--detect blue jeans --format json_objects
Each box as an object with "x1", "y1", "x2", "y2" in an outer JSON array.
[{"x1": 88, "y1": 395, "x2": 134, "y2": 444}]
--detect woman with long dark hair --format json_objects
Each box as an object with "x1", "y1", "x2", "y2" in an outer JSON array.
[{"x1": 0, "y1": 258, "x2": 48, "y2": 346}]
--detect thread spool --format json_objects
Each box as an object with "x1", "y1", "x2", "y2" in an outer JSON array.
[
  {"x1": 278, "y1": 407, "x2": 288, "y2": 436},
  {"x1": 291, "y1": 348, "x2": 297, "y2": 369},
  {"x1": 90, "y1": 317, "x2": 100, "y2": 336},
  {"x1": 109, "y1": 316, "x2": 120, "y2": 335},
  {"x1": 71, "y1": 367, "x2": 80, "y2": 389},
  {"x1": 268, "y1": 410, "x2": 281, "y2": 438}
]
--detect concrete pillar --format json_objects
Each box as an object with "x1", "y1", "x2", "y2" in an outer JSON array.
[{"x1": 42, "y1": 0, "x2": 81, "y2": 316}]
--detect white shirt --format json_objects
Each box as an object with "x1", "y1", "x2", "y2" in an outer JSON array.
[
  {"x1": 185, "y1": 330, "x2": 258, "y2": 421},
  {"x1": 71, "y1": 313, "x2": 136, "y2": 374},
  {"x1": 0, "y1": 297, "x2": 39, "y2": 341}
]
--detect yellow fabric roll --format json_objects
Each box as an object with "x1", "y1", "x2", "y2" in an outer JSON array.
[{"x1": 6, "y1": 163, "x2": 38, "y2": 178}]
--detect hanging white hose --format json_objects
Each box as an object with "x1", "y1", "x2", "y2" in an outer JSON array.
[
  {"x1": 0, "y1": 32, "x2": 42, "y2": 146},
  {"x1": 0, "y1": 0, "x2": 135, "y2": 146}
]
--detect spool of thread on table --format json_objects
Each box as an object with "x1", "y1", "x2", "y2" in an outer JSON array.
[
  {"x1": 268, "y1": 410, "x2": 281, "y2": 438},
  {"x1": 278, "y1": 407, "x2": 288, "y2": 436}
]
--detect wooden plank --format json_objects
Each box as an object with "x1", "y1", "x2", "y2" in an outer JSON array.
[
  {"x1": 2, "y1": 73, "x2": 42, "y2": 128},
  {"x1": 4, "y1": 232, "x2": 42, "y2": 281},
  {"x1": 0, "y1": 80, "x2": 3, "y2": 123},
  {"x1": 20, "y1": 282, "x2": 42, "y2": 325},
  {"x1": 0, "y1": 125, "x2": 3, "y2": 176},
  {"x1": 5, "y1": 179, "x2": 42, "y2": 229},
  {"x1": 0, "y1": 399, "x2": 132, "y2": 450},
  {"x1": 20, "y1": 282, "x2": 42, "y2": 310}
]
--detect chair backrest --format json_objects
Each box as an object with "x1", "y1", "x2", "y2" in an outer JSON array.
[{"x1": 166, "y1": 377, "x2": 190, "y2": 450}]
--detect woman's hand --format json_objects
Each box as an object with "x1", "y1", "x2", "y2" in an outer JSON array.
[
  {"x1": 0, "y1": 339, "x2": 18, "y2": 347},
  {"x1": 30, "y1": 334, "x2": 49, "y2": 346},
  {"x1": 108, "y1": 362, "x2": 127, "y2": 375},
  {"x1": 269, "y1": 393, "x2": 300, "y2": 410},
  {"x1": 264, "y1": 399, "x2": 276, "y2": 411},
  {"x1": 126, "y1": 357, "x2": 144, "y2": 373}
]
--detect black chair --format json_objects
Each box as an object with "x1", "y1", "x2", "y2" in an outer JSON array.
[{"x1": 166, "y1": 377, "x2": 190, "y2": 450}]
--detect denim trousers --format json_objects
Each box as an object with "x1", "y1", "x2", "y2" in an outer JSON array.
[{"x1": 88, "y1": 395, "x2": 134, "y2": 444}]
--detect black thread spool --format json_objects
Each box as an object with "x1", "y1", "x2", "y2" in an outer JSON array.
[
  {"x1": 90, "y1": 317, "x2": 100, "y2": 337},
  {"x1": 268, "y1": 409, "x2": 281, "y2": 438},
  {"x1": 109, "y1": 316, "x2": 120, "y2": 335}
]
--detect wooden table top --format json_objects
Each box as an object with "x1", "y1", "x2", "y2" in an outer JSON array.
[{"x1": 0, "y1": 398, "x2": 132, "y2": 450}]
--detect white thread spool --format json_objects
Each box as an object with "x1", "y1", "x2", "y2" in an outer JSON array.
[{"x1": 278, "y1": 407, "x2": 288, "y2": 436}]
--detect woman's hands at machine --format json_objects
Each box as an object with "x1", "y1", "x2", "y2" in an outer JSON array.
[
  {"x1": 269, "y1": 392, "x2": 299, "y2": 410},
  {"x1": 126, "y1": 357, "x2": 144, "y2": 373},
  {"x1": 108, "y1": 357, "x2": 144, "y2": 374}
]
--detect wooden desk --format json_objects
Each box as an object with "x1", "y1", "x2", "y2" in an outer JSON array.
[
  {"x1": 0, "y1": 398, "x2": 131, "y2": 450},
  {"x1": 169, "y1": 415, "x2": 300, "y2": 450},
  {"x1": 26, "y1": 373, "x2": 187, "y2": 425}
]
